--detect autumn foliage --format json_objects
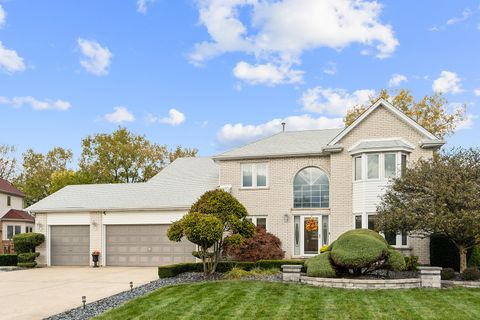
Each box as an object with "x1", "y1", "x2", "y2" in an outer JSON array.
[{"x1": 224, "y1": 228, "x2": 285, "y2": 262}]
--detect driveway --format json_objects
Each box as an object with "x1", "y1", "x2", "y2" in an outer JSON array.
[{"x1": 0, "y1": 267, "x2": 158, "y2": 320}]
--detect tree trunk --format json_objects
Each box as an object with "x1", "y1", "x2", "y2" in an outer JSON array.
[{"x1": 458, "y1": 245, "x2": 467, "y2": 273}]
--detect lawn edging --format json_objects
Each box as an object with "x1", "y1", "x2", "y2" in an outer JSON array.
[{"x1": 282, "y1": 265, "x2": 443, "y2": 289}]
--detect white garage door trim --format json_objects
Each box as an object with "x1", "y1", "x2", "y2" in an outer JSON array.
[{"x1": 104, "y1": 224, "x2": 196, "y2": 267}]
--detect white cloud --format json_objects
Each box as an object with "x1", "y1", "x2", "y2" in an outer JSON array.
[
  {"x1": 0, "y1": 41, "x2": 26, "y2": 74},
  {"x1": 137, "y1": 0, "x2": 155, "y2": 14},
  {"x1": 388, "y1": 74, "x2": 407, "y2": 87},
  {"x1": 147, "y1": 109, "x2": 186, "y2": 126},
  {"x1": 190, "y1": 0, "x2": 398, "y2": 85},
  {"x1": 456, "y1": 113, "x2": 477, "y2": 130},
  {"x1": 217, "y1": 114, "x2": 343, "y2": 147},
  {"x1": 232, "y1": 61, "x2": 303, "y2": 85},
  {"x1": 432, "y1": 71, "x2": 463, "y2": 94},
  {"x1": 0, "y1": 5, "x2": 6, "y2": 28},
  {"x1": 447, "y1": 9, "x2": 472, "y2": 25},
  {"x1": 0, "y1": 96, "x2": 71, "y2": 111},
  {"x1": 300, "y1": 87, "x2": 375, "y2": 116},
  {"x1": 77, "y1": 38, "x2": 113, "y2": 76},
  {"x1": 323, "y1": 62, "x2": 337, "y2": 75},
  {"x1": 104, "y1": 106, "x2": 135, "y2": 123},
  {"x1": 474, "y1": 88, "x2": 480, "y2": 96}
]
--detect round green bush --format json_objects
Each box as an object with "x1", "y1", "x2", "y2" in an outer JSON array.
[
  {"x1": 462, "y1": 267, "x2": 480, "y2": 281},
  {"x1": 12, "y1": 233, "x2": 45, "y2": 253},
  {"x1": 305, "y1": 252, "x2": 336, "y2": 278},
  {"x1": 441, "y1": 268, "x2": 456, "y2": 280},
  {"x1": 329, "y1": 229, "x2": 389, "y2": 269}
]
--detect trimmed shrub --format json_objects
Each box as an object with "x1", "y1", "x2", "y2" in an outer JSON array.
[
  {"x1": 12, "y1": 233, "x2": 44, "y2": 268},
  {"x1": 12, "y1": 233, "x2": 45, "y2": 253},
  {"x1": 441, "y1": 268, "x2": 455, "y2": 280},
  {"x1": 328, "y1": 229, "x2": 404, "y2": 275},
  {"x1": 468, "y1": 246, "x2": 480, "y2": 268},
  {"x1": 157, "y1": 260, "x2": 305, "y2": 278},
  {"x1": 305, "y1": 252, "x2": 336, "y2": 278},
  {"x1": 0, "y1": 254, "x2": 18, "y2": 266},
  {"x1": 223, "y1": 228, "x2": 285, "y2": 262},
  {"x1": 462, "y1": 267, "x2": 480, "y2": 281},
  {"x1": 256, "y1": 259, "x2": 304, "y2": 271},
  {"x1": 404, "y1": 255, "x2": 419, "y2": 271}
]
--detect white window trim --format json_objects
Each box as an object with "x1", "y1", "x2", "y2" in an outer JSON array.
[
  {"x1": 352, "y1": 213, "x2": 409, "y2": 248},
  {"x1": 246, "y1": 215, "x2": 268, "y2": 231},
  {"x1": 353, "y1": 152, "x2": 409, "y2": 182},
  {"x1": 6, "y1": 224, "x2": 22, "y2": 240},
  {"x1": 240, "y1": 163, "x2": 269, "y2": 189}
]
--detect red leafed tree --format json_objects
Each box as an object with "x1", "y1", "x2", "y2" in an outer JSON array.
[{"x1": 224, "y1": 228, "x2": 285, "y2": 262}]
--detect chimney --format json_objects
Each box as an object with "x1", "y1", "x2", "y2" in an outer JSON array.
[{"x1": 281, "y1": 122, "x2": 286, "y2": 132}]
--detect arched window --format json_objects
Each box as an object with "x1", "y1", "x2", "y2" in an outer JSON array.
[{"x1": 293, "y1": 167, "x2": 329, "y2": 208}]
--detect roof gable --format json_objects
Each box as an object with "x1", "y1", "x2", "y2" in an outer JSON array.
[
  {"x1": 1, "y1": 209, "x2": 34, "y2": 222},
  {"x1": 328, "y1": 99, "x2": 440, "y2": 146},
  {"x1": 0, "y1": 179, "x2": 25, "y2": 197}
]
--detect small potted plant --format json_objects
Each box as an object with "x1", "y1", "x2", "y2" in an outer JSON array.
[{"x1": 91, "y1": 250, "x2": 100, "y2": 267}]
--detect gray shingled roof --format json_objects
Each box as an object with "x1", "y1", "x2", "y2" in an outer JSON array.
[
  {"x1": 349, "y1": 140, "x2": 414, "y2": 154},
  {"x1": 214, "y1": 128, "x2": 343, "y2": 160},
  {"x1": 26, "y1": 157, "x2": 218, "y2": 212}
]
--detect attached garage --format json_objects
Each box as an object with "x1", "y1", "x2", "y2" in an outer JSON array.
[
  {"x1": 105, "y1": 225, "x2": 195, "y2": 266},
  {"x1": 50, "y1": 225, "x2": 90, "y2": 266}
]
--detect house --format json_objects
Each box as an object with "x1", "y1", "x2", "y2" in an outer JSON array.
[
  {"x1": 27, "y1": 99, "x2": 444, "y2": 266},
  {"x1": 0, "y1": 178, "x2": 34, "y2": 253}
]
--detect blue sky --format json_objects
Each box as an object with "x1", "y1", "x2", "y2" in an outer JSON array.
[{"x1": 0, "y1": 0, "x2": 479, "y2": 162}]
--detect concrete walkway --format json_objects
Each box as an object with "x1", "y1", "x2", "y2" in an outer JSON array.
[{"x1": 0, "y1": 267, "x2": 158, "y2": 320}]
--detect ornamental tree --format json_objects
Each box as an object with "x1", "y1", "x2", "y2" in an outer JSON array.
[
  {"x1": 167, "y1": 189, "x2": 256, "y2": 275},
  {"x1": 376, "y1": 148, "x2": 480, "y2": 272}
]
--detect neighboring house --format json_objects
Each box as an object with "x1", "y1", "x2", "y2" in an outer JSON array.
[
  {"x1": 27, "y1": 99, "x2": 444, "y2": 267},
  {"x1": 0, "y1": 178, "x2": 34, "y2": 253}
]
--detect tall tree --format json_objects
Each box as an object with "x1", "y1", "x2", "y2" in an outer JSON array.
[
  {"x1": 15, "y1": 147, "x2": 73, "y2": 206},
  {"x1": 168, "y1": 146, "x2": 198, "y2": 163},
  {"x1": 79, "y1": 127, "x2": 196, "y2": 183},
  {"x1": 0, "y1": 144, "x2": 17, "y2": 181},
  {"x1": 344, "y1": 89, "x2": 465, "y2": 138},
  {"x1": 376, "y1": 148, "x2": 480, "y2": 272}
]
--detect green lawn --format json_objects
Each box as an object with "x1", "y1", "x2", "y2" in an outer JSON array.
[{"x1": 95, "y1": 281, "x2": 480, "y2": 320}]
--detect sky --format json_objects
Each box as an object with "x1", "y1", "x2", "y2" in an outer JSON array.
[{"x1": 1, "y1": 0, "x2": 479, "y2": 162}]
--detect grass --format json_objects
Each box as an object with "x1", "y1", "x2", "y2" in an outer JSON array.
[{"x1": 95, "y1": 281, "x2": 480, "y2": 320}]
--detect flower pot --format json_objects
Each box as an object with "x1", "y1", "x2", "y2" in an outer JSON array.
[{"x1": 92, "y1": 254, "x2": 99, "y2": 267}]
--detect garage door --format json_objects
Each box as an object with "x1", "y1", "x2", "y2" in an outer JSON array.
[
  {"x1": 106, "y1": 225, "x2": 196, "y2": 266},
  {"x1": 51, "y1": 225, "x2": 90, "y2": 266}
]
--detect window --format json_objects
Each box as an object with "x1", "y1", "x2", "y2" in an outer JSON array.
[
  {"x1": 241, "y1": 163, "x2": 268, "y2": 188},
  {"x1": 354, "y1": 215, "x2": 362, "y2": 229},
  {"x1": 7, "y1": 196, "x2": 11, "y2": 206},
  {"x1": 401, "y1": 154, "x2": 408, "y2": 176},
  {"x1": 367, "y1": 154, "x2": 379, "y2": 179},
  {"x1": 367, "y1": 214, "x2": 376, "y2": 230},
  {"x1": 246, "y1": 216, "x2": 267, "y2": 231},
  {"x1": 354, "y1": 156, "x2": 362, "y2": 181},
  {"x1": 26, "y1": 226, "x2": 33, "y2": 233},
  {"x1": 293, "y1": 167, "x2": 329, "y2": 208},
  {"x1": 6, "y1": 225, "x2": 21, "y2": 239},
  {"x1": 384, "y1": 153, "x2": 397, "y2": 179},
  {"x1": 386, "y1": 231, "x2": 408, "y2": 247}
]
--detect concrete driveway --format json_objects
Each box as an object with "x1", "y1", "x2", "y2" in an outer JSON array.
[{"x1": 0, "y1": 267, "x2": 158, "y2": 320}]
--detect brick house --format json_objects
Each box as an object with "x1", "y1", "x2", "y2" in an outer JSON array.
[
  {"x1": 28, "y1": 99, "x2": 443, "y2": 266},
  {"x1": 0, "y1": 179, "x2": 35, "y2": 253}
]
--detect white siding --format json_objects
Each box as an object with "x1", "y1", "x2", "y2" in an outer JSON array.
[
  {"x1": 47, "y1": 213, "x2": 90, "y2": 225},
  {"x1": 352, "y1": 181, "x2": 389, "y2": 213},
  {"x1": 0, "y1": 193, "x2": 24, "y2": 215}
]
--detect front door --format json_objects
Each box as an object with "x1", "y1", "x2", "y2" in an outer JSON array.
[
  {"x1": 294, "y1": 215, "x2": 329, "y2": 257},
  {"x1": 301, "y1": 216, "x2": 320, "y2": 256}
]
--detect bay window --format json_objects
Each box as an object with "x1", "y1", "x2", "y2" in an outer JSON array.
[
  {"x1": 367, "y1": 154, "x2": 379, "y2": 179},
  {"x1": 353, "y1": 152, "x2": 409, "y2": 181}
]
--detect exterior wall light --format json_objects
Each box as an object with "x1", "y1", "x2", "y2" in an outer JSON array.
[{"x1": 283, "y1": 214, "x2": 289, "y2": 223}]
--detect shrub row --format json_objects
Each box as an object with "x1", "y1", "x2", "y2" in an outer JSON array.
[
  {"x1": 0, "y1": 254, "x2": 18, "y2": 266},
  {"x1": 158, "y1": 259, "x2": 305, "y2": 278}
]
